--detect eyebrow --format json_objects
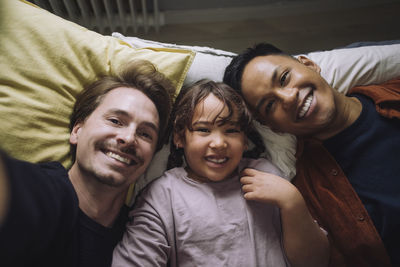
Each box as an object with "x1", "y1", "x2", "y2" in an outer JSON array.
[
  {"x1": 107, "y1": 109, "x2": 159, "y2": 132},
  {"x1": 255, "y1": 66, "x2": 279, "y2": 113},
  {"x1": 193, "y1": 120, "x2": 210, "y2": 125},
  {"x1": 192, "y1": 120, "x2": 240, "y2": 127},
  {"x1": 192, "y1": 120, "x2": 214, "y2": 127}
]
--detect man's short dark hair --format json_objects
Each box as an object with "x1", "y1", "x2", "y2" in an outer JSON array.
[{"x1": 223, "y1": 43, "x2": 286, "y2": 94}]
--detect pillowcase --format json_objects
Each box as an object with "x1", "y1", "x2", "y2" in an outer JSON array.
[
  {"x1": 112, "y1": 33, "x2": 236, "y2": 86},
  {"x1": 304, "y1": 44, "x2": 400, "y2": 94},
  {"x1": 113, "y1": 33, "x2": 400, "y2": 200},
  {"x1": 0, "y1": 0, "x2": 194, "y2": 170},
  {"x1": 114, "y1": 32, "x2": 400, "y2": 95}
]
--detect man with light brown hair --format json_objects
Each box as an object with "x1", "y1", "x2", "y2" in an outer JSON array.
[{"x1": 0, "y1": 59, "x2": 175, "y2": 267}]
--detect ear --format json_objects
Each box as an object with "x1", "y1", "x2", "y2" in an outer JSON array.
[
  {"x1": 297, "y1": 55, "x2": 321, "y2": 74},
  {"x1": 69, "y1": 122, "x2": 83, "y2": 145},
  {"x1": 173, "y1": 132, "x2": 184, "y2": 149}
]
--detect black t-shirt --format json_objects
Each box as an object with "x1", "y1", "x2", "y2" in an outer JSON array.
[
  {"x1": 324, "y1": 94, "x2": 400, "y2": 266},
  {"x1": 0, "y1": 153, "x2": 128, "y2": 267}
]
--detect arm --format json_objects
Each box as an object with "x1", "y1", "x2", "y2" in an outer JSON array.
[
  {"x1": 241, "y1": 168, "x2": 329, "y2": 267},
  {"x1": 0, "y1": 153, "x2": 9, "y2": 227},
  {"x1": 112, "y1": 186, "x2": 171, "y2": 267},
  {"x1": 0, "y1": 152, "x2": 78, "y2": 266}
]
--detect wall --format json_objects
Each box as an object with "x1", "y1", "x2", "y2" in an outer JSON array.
[
  {"x1": 159, "y1": 0, "x2": 286, "y2": 11},
  {"x1": 159, "y1": 0, "x2": 397, "y2": 24}
]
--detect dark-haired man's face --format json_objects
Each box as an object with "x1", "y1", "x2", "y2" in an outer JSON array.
[{"x1": 241, "y1": 55, "x2": 337, "y2": 137}]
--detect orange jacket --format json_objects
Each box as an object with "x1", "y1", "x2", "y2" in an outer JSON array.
[{"x1": 293, "y1": 78, "x2": 400, "y2": 267}]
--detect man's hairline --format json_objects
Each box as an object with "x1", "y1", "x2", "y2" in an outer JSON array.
[{"x1": 239, "y1": 53, "x2": 296, "y2": 127}]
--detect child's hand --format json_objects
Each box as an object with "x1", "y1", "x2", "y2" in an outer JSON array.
[
  {"x1": 240, "y1": 168, "x2": 301, "y2": 209},
  {"x1": 241, "y1": 167, "x2": 330, "y2": 267}
]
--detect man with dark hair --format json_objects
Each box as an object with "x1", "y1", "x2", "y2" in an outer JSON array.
[
  {"x1": 0, "y1": 59, "x2": 175, "y2": 267},
  {"x1": 223, "y1": 43, "x2": 400, "y2": 267}
]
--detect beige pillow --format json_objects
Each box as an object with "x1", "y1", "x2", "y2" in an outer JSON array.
[{"x1": 0, "y1": 0, "x2": 194, "y2": 168}]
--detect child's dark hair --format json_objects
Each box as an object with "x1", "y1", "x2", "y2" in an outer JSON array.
[{"x1": 166, "y1": 79, "x2": 265, "y2": 170}]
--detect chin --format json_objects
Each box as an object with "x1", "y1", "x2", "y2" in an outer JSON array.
[
  {"x1": 95, "y1": 172, "x2": 128, "y2": 187},
  {"x1": 211, "y1": 171, "x2": 234, "y2": 182}
]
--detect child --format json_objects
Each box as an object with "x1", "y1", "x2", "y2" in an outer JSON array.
[{"x1": 112, "y1": 80, "x2": 329, "y2": 267}]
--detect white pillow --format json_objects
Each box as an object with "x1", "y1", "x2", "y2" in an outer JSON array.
[
  {"x1": 304, "y1": 44, "x2": 400, "y2": 94},
  {"x1": 113, "y1": 33, "x2": 400, "y2": 93},
  {"x1": 113, "y1": 32, "x2": 400, "y2": 201},
  {"x1": 112, "y1": 33, "x2": 235, "y2": 86}
]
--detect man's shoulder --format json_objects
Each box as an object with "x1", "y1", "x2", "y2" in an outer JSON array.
[
  {"x1": 349, "y1": 78, "x2": 400, "y2": 102},
  {"x1": 2, "y1": 152, "x2": 71, "y2": 188},
  {"x1": 349, "y1": 77, "x2": 400, "y2": 119},
  {"x1": 38, "y1": 161, "x2": 69, "y2": 178}
]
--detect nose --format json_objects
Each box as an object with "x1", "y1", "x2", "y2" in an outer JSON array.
[
  {"x1": 209, "y1": 132, "x2": 227, "y2": 150},
  {"x1": 276, "y1": 87, "x2": 298, "y2": 109},
  {"x1": 117, "y1": 126, "x2": 138, "y2": 146}
]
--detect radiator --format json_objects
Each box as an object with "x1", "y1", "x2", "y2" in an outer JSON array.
[{"x1": 30, "y1": 0, "x2": 161, "y2": 34}]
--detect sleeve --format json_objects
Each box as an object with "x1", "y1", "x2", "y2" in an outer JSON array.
[
  {"x1": 112, "y1": 181, "x2": 172, "y2": 267},
  {"x1": 243, "y1": 157, "x2": 288, "y2": 180},
  {"x1": 0, "y1": 152, "x2": 78, "y2": 266}
]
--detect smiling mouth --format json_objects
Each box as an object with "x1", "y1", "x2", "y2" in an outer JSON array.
[
  {"x1": 298, "y1": 91, "x2": 313, "y2": 119},
  {"x1": 206, "y1": 156, "x2": 228, "y2": 164},
  {"x1": 105, "y1": 151, "x2": 137, "y2": 166}
]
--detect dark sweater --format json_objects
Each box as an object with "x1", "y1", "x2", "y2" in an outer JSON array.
[{"x1": 293, "y1": 78, "x2": 400, "y2": 267}]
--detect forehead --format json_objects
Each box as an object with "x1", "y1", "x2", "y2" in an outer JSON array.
[
  {"x1": 242, "y1": 55, "x2": 295, "y2": 85},
  {"x1": 241, "y1": 55, "x2": 294, "y2": 103},
  {"x1": 193, "y1": 94, "x2": 232, "y2": 122},
  {"x1": 95, "y1": 87, "x2": 159, "y2": 124}
]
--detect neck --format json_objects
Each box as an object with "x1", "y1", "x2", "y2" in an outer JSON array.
[
  {"x1": 314, "y1": 92, "x2": 362, "y2": 140},
  {"x1": 68, "y1": 164, "x2": 127, "y2": 227}
]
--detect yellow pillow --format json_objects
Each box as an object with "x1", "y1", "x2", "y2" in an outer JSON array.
[{"x1": 0, "y1": 0, "x2": 194, "y2": 168}]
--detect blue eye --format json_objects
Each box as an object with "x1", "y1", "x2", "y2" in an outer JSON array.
[
  {"x1": 109, "y1": 118, "x2": 121, "y2": 125},
  {"x1": 137, "y1": 128, "x2": 157, "y2": 143},
  {"x1": 138, "y1": 131, "x2": 153, "y2": 140}
]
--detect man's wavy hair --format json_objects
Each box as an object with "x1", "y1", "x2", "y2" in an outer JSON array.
[
  {"x1": 69, "y1": 59, "x2": 175, "y2": 163},
  {"x1": 166, "y1": 79, "x2": 266, "y2": 170}
]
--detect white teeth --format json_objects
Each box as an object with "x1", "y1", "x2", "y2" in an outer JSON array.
[
  {"x1": 207, "y1": 157, "x2": 228, "y2": 164},
  {"x1": 106, "y1": 151, "x2": 131, "y2": 165},
  {"x1": 298, "y1": 94, "x2": 313, "y2": 118}
]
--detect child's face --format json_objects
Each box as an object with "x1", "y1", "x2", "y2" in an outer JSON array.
[{"x1": 175, "y1": 93, "x2": 247, "y2": 183}]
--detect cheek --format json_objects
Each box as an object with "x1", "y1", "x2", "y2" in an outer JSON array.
[
  {"x1": 261, "y1": 116, "x2": 289, "y2": 133},
  {"x1": 145, "y1": 143, "x2": 157, "y2": 157},
  {"x1": 260, "y1": 113, "x2": 282, "y2": 129},
  {"x1": 230, "y1": 135, "x2": 247, "y2": 151},
  {"x1": 137, "y1": 140, "x2": 156, "y2": 157}
]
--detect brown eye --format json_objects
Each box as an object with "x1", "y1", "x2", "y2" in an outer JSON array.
[
  {"x1": 226, "y1": 127, "x2": 240, "y2": 134},
  {"x1": 280, "y1": 71, "x2": 289, "y2": 86},
  {"x1": 265, "y1": 99, "x2": 275, "y2": 114},
  {"x1": 194, "y1": 127, "x2": 210, "y2": 133}
]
